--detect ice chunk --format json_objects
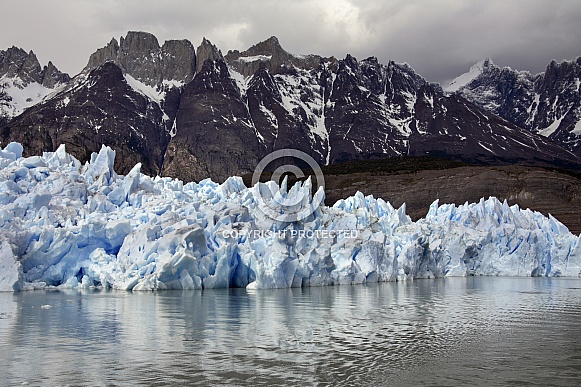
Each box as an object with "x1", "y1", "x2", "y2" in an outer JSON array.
[
  {"x1": 2, "y1": 142, "x2": 23, "y2": 159},
  {"x1": 82, "y1": 145, "x2": 117, "y2": 186},
  {"x1": 43, "y1": 144, "x2": 81, "y2": 170},
  {"x1": 21, "y1": 156, "x2": 47, "y2": 169},
  {"x1": 0, "y1": 142, "x2": 24, "y2": 168},
  {"x1": 0, "y1": 240, "x2": 23, "y2": 291}
]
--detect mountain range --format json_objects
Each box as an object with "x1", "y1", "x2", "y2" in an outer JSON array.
[
  {"x1": 445, "y1": 57, "x2": 581, "y2": 158},
  {"x1": 1, "y1": 31, "x2": 580, "y2": 182}
]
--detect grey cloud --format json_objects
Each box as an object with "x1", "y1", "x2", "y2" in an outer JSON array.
[{"x1": 1, "y1": 0, "x2": 580, "y2": 85}]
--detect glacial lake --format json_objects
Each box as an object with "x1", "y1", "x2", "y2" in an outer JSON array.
[{"x1": 1, "y1": 277, "x2": 581, "y2": 386}]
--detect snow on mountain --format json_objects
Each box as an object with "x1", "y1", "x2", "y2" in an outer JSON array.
[
  {"x1": 573, "y1": 118, "x2": 581, "y2": 135},
  {"x1": 0, "y1": 142, "x2": 579, "y2": 292},
  {"x1": 236, "y1": 55, "x2": 272, "y2": 63},
  {"x1": 228, "y1": 66, "x2": 251, "y2": 95},
  {"x1": 3, "y1": 33, "x2": 581, "y2": 184},
  {"x1": 449, "y1": 57, "x2": 581, "y2": 157},
  {"x1": 539, "y1": 115, "x2": 564, "y2": 137},
  {"x1": 445, "y1": 58, "x2": 491, "y2": 93},
  {"x1": 124, "y1": 74, "x2": 166, "y2": 103},
  {"x1": 0, "y1": 47, "x2": 70, "y2": 124},
  {"x1": 274, "y1": 67, "x2": 330, "y2": 158},
  {"x1": 0, "y1": 76, "x2": 61, "y2": 118}
]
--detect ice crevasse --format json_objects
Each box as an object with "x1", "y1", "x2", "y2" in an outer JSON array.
[{"x1": 0, "y1": 142, "x2": 580, "y2": 292}]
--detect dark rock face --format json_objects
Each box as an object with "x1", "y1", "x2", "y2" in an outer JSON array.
[
  {"x1": 534, "y1": 59, "x2": 581, "y2": 154},
  {"x1": 162, "y1": 59, "x2": 261, "y2": 182},
  {"x1": 246, "y1": 63, "x2": 327, "y2": 160},
  {"x1": 0, "y1": 87, "x2": 10, "y2": 127},
  {"x1": 86, "y1": 31, "x2": 197, "y2": 87},
  {"x1": 324, "y1": 57, "x2": 421, "y2": 163},
  {"x1": 450, "y1": 57, "x2": 581, "y2": 157},
  {"x1": 42, "y1": 61, "x2": 70, "y2": 88},
  {"x1": 1, "y1": 62, "x2": 170, "y2": 175},
  {"x1": 159, "y1": 39, "x2": 199, "y2": 84},
  {"x1": 1, "y1": 32, "x2": 580, "y2": 185},
  {"x1": 195, "y1": 38, "x2": 223, "y2": 74},
  {"x1": 409, "y1": 93, "x2": 580, "y2": 169}
]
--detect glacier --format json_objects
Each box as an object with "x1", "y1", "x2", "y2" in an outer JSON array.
[{"x1": 0, "y1": 142, "x2": 580, "y2": 292}]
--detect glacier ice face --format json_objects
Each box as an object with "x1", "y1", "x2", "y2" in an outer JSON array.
[{"x1": 0, "y1": 142, "x2": 580, "y2": 292}]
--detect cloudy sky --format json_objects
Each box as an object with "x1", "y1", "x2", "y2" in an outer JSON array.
[{"x1": 1, "y1": 0, "x2": 580, "y2": 85}]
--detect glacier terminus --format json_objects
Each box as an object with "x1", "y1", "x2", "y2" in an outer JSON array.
[{"x1": 0, "y1": 142, "x2": 580, "y2": 292}]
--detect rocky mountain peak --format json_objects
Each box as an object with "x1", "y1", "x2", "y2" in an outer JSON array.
[
  {"x1": 85, "y1": 31, "x2": 196, "y2": 87},
  {"x1": 1, "y1": 47, "x2": 42, "y2": 85},
  {"x1": 159, "y1": 39, "x2": 197, "y2": 84},
  {"x1": 246, "y1": 35, "x2": 284, "y2": 56},
  {"x1": 445, "y1": 58, "x2": 495, "y2": 93},
  {"x1": 0, "y1": 46, "x2": 69, "y2": 87},
  {"x1": 448, "y1": 56, "x2": 581, "y2": 158},
  {"x1": 195, "y1": 38, "x2": 223, "y2": 74},
  {"x1": 343, "y1": 54, "x2": 360, "y2": 70},
  {"x1": 224, "y1": 36, "x2": 332, "y2": 77},
  {"x1": 481, "y1": 57, "x2": 494, "y2": 68},
  {"x1": 87, "y1": 38, "x2": 120, "y2": 66},
  {"x1": 41, "y1": 61, "x2": 70, "y2": 88},
  {"x1": 543, "y1": 57, "x2": 580, "y2": 84},
  {"x1": 119, "y1": 31, "x2": 160, "y2": 54},
  {"x1": 0, "y1": 46, "x2": 69, "y2": 125}
]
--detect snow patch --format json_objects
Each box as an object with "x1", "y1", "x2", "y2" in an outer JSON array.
[
  {"x1": 539, "y1": 116, "x2": 564, "y2": 137},
  {"x1": 61, "y1": 96, "x2": 71, "y2": 108},
  {"x1": 274, "y1": 70, "x2": 329, "y2": 151},
  {"x1": 478, "y1": 142, "x2": 496, "y2": 155},
  {"x1": 162, "y1": 79, "x2": 185, "y2": 89},
  {"x1": 572, "y1": 118, "x2": 581, "y2": 136},
  {"x1": 228, "y1": 67, "x2": 250, "y2": 96},
  {"x1": 259, "y1": 103, "x2": 278, "y2": 128},
  {"x1": 389, "y1": 117, "x2": 414, "y2": 136},
  {"x1": 236, "y1": 55, "x2": 272, "y2": 63},
  {"x1": 125, "y1": 74, "x2": 165, "y2": 103},
  {"x1": 425, "y1": 94, "x2": 434, "y2": 109},
  {"x1": 169, "y1": 119, "x2": 177, "y2": 137},
  {"x1": 0, "y1": 76, "x2": 57, "y2": 118}
]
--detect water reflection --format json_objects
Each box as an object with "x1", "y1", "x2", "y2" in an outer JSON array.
[{"x1": 1, "y1": 278, "x2": 581, "y2": 385}]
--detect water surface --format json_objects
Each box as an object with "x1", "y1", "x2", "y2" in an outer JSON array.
[{"x1": 1, "y1": 277, "x2": 581, "y2": 386}]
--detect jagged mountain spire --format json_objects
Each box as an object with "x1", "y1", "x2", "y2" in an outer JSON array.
[
  {"x1": 85, "y1": 31, "x2": 196, "y2": 86},
  {"x1": 0, "y1": 46, "x2": 69, "y2": 87},
  {"x1": 195, "y1": 37, "x2": 223, "y2": 74}
]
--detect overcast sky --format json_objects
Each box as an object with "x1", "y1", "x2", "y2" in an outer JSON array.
[{"x1": 1, "y1": 0, "x2": 580, "y2": 85}]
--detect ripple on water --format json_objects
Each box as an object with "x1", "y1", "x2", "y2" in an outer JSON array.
[{"x1": 1, "y1": 278, "x2": 581, "y2": 385}]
